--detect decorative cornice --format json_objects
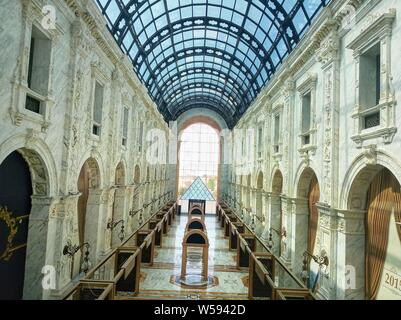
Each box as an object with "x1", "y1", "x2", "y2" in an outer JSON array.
[{"x1": 346, "y1": 9, "x2": 396, "y2": 54}]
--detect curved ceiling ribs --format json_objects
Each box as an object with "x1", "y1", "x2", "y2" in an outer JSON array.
[{"x1": 96, "y1": 0, "x2": 329, "y2": 128}]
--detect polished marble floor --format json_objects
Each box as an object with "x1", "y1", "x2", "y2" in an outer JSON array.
[{"x1": 124, "y1": 214, "x2": 249, "y2": 300}]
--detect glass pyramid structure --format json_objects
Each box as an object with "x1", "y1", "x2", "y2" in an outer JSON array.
[{"x1": 180, "y1": 177, "x2": 215, "y2": 201}]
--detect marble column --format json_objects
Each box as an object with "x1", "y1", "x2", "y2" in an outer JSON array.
[
  {"x1": 280, "y1": 196, "x2": 291, "y2": 264},
  {"x1": 260, "y1": 191, "x2": 271, "y2": 241},
  {"x1": 255, "y1": 189, "x2": 264, "y2": 235},
  {"x1": 314, "y1": 203, "x2": 339, "y2": 300},
  {"x1": 45, "y1": 194, "x2": 81, "y2": 299},
  {"x1": 126, "y1": 185, "x2": 136, "y2": 234},
  {"x1": 316, "y1": 30, "x2": 340, "y2": 207},
  {"x1": 335, "y1": 209, "x2": 366, "y2": 300},
  {"x1": 269, "y1": 193, "x2": 282, "y2": 256},
  {"x1": 111, "y1": 186, "x2": 128, "y2": 247},
  {"x1": 23, "y1": 196, "x2": 55, "y2": 300},
  {"x1": 85, "y1": 189, "x2": 109, "y2": 260},
  {"x1": 288, "y1": 197, "x2": 309, "y2": 276}
]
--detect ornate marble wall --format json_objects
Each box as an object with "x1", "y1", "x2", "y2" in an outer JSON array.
[
  {"x1": 221, "y1": 0, "x2": 401, "y2": 300},
  {"x1": 0, "y1": 0, "x2": 176, "y2": 299}
]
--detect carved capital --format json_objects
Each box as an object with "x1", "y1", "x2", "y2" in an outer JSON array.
[
  {"x1": 282, "y1": 78, "x2": 295, "y2": 98},
  {"x1": 316, "y1": 32, "x2": 340, "y2": 66}
]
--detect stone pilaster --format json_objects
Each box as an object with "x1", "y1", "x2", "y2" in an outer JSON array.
[
  {"x1": 316, "y1": 30, "x2": 340, "y2": 206},
  {"x1": 260, "y1": 191, "x2": 271, "y2": 241},
  {"x1": 85, "y1": 189, "x2": 109, "y2": 259},
  {"x1": 288, "y1": 197, "x2": 309, "y2": 276},
  {"x1": 44, "y1": 194, "x2": 81, "y2": 299},
  {"x1": 314, "y1": 203, "x2": 340, "y2": 300},
  {"x1": 335, "y1": 209, "x2": 366, "y2": 300},
  {"x1": 281, "y1": 77, "x2": 296, "y2": 197},
  {"x1": 23, "y1": 196, "x2": 56, "y2": 300},
  {"x1": 111, "y1": 186, "x2": 128, "y2": 247}
]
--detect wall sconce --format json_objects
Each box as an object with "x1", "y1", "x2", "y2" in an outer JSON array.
[
  {"x1": 63, "y1": 240, "x2": 91, "y2": 274},
  {"x1": 106, "y1": 219, "x2": 125, "y2": 242},
  {"x1": 270, "y1": 227, "x2": 287, "y2": 238},
  {"x1": 302, "y1": 250, "x2": 329, "y2": 285},
  {"x1": 303, "y1": 250, "x2": 329, "y2": 268}
]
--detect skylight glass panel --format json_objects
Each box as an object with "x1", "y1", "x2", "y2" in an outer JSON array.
[{"x1": 95, "y1": 0, "x2": 329, "y2": 128}]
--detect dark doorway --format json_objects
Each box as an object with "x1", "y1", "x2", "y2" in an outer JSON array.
[
  {"x1": 77, "y1": 163, "x2": 90, "y2": 246},
  {"x1": 0, "y1": 151, "x2": 33, "y2": 300}
]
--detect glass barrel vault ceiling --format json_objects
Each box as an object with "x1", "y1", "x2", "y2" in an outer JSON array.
[{"x1": 95, "y1": 0, "x2": 329, "y2": 128}]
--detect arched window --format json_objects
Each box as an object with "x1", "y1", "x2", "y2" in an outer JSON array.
[{"x1": 178, "y1": 123, "x2": 220, "y2": 211}]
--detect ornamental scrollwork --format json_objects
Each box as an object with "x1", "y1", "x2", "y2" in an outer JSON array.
[{"x1": 0, "y1": 207, "x2": 20, "y2": 262}]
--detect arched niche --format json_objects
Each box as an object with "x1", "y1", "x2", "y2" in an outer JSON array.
[
  {"x1": 243, "y1": 174, "x2": 251, "y2": 210},
  {"x1": 76, "y1": 157, "x2": 102, "y2": 275},
  {"x1": 145, "y1": 166, "x2": 150, "y2": 206},
  {"x1": 271, "y1": 169, "x2": 283, "y2": 195},
  {"x1": 0, "y1": 148, "x2": 51, "y2": 300},
  {"x1": 111, "y1": 161, "x2": 127, "y2": 247},
  {"x1": 131, "y1": 164, "x2": 141, "y2": 214},
  {"x1": 115, "y1": 162, "x2": 126, "y2": 186},
  {"x1": 292, "y1": 167, "x2": 320, "y2": 282},
  {"x1": 345, "y1": 165, "x2": 401, "y2": 300},
  {"x1": 270, "y1": 169, "x2": 284, "y2": 256},
  {"x1": 134, "y1": 165, "x2": 141, "y2": 185},
  {"x1": 256, "y1": 171, "x2": 264, "y2": 213}
]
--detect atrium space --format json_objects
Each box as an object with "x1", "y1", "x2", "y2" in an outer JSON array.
[{"x1": 0, "y1": 0, "x2": 400, "y2": 302}]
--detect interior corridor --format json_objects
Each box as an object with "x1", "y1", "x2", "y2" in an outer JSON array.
[
  {"x1": 1, "y1": 0, "x2": 401, "y2": 301},
  {"x1": 121, "y1": 214, "x2": 248, "y2": 300}
]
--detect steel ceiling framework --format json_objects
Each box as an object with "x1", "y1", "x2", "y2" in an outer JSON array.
[{"x1": 95, "y1": 0, "x2": 329, "y2": 128}]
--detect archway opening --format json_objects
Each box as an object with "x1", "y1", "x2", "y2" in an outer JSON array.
[
  {"x1": 177, "y1": 122, "x2": 220, "y2": 214},
  {"x1": 296, "y1": 168, "x2": 320, "y2": 288},
  {"x1": 76, "y1": 157, "x2": 101, "y2": 276},
  {"x1": 256, "y1": 172, "x2": 264, "y2": 216},
  {"x1": 77, "y1": 162, "x2": 90, "y2": 247},
  {"x1": 0, "y1": 151, "x2": 32, "y2": 300},
  {"x1": 348, "y1": 166, "x2": 401, "y2": 300},
  {"x1": 245, "y1": 174, "x2": 251, "y2": 210},
  {"x1": 110, "y1": 162, "x2": 126, "y2": 247},
  {"x1": 271, "y1": 169, "x2": 284, "y2": 256}
]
